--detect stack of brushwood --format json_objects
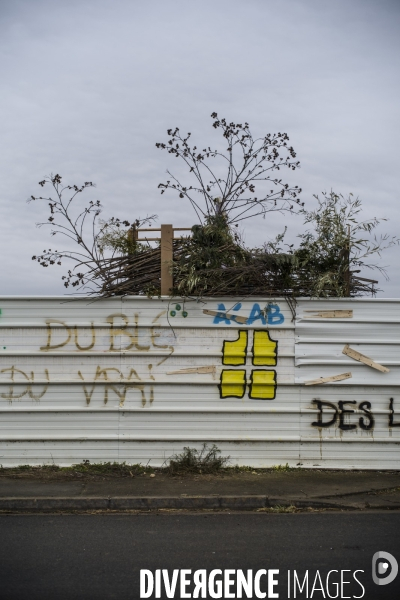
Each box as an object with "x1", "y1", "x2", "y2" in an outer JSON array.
[{"x1": 95, "y1": 216, "x2": 376, "y2": 300}]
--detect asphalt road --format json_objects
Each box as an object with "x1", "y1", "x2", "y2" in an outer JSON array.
[{"x1": 0, "y1": 512, "x2": 399, "y2": 600}]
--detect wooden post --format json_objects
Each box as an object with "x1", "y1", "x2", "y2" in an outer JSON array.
[
  {"x1": 161, "y1": 224, "x2": 173, "y2": 295},
  {"x1": 127, "y1": 225, "x2": 138, "y2": 245}
]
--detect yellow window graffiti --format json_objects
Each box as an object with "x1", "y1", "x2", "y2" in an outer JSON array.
[
  {"x1": 222, "y1": 331, "x2": 248, "y2": 365},
  {"x1": 219, "y1": 330, "x2": 277, "y2": 400},
  {"x1": 219, "y1": 369, "x2": 246, "y2": 399},
  {"x1": 252, "y1": 330, "x2": 277, "y2": 366},
  {"x1": 249, "y1": 370, "x2": 277, "y2": 400}
]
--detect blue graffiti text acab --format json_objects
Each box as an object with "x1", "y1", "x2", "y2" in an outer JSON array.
[{"x1": 212, "y1": 303, "x2": 284, "y2": 325}]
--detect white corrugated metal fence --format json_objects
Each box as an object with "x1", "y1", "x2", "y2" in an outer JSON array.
[{"x1": 0, "y1": 296, "x2": 398, "y2": 468}]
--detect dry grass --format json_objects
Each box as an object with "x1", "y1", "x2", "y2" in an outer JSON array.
[{"x1": 166, "y1": 444, "x2": 230, "y2": 476}]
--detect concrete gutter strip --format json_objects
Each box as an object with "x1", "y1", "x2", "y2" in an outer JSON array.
[
  {"x1": 1, "y1": 495, "x2": 399, "y2": 511},
  {"x1": 0, "y1": 496, "x2": 267, "y2": 511},
  {"x1": 1, "y1": 472, "x2": 399, "y2": 511}
]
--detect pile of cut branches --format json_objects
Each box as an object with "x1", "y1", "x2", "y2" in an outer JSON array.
[{"x1": 92, "y1": 206, "x2": 380, "y2": 299}]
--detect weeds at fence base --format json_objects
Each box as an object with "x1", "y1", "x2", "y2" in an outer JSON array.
[
  {"x1": 0, "y1": 462, "x2": 152, "y2": 479},
  {"x1": 270, "y1": 463, "x2": 296, "y2": 472},
  {"x1": 166, "y1": 444, "x2": 230, "y2": 475}
]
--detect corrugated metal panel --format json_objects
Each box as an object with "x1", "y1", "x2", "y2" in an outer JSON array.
[
  {"x1": 0, "y1": 296, "x2": 297, "y2": 467},
  {"x1": 0, "y1": 296, "x2": 398, "y2": 468},
  {"x1": 296, "y1": 298, "x2": 400, "y2": 469}
]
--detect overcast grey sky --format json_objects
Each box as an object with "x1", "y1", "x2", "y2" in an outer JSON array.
[{"x1": 1, "y1": 0, "x2": 399, "y2": 296}]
